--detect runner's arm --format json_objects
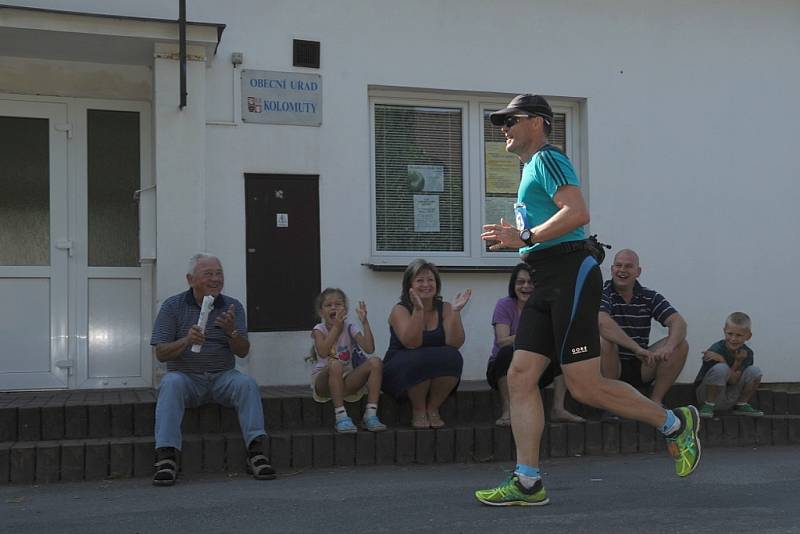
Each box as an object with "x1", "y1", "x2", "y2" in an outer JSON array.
[{"x1": 529, "y1": 185, "x2": 589, "y2": 243}]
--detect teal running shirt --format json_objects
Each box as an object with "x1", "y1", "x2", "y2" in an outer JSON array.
[{"x1": 516, "y1": 144, "x2": 585, "y2": 253}]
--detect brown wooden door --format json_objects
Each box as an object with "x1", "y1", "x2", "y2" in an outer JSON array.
[{"x1": 245, "y1": 174, "x2": 320, "y2": 331}]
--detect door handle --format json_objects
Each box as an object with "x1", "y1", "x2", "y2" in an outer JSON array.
[{"x1": 55, "y1": 240, "x2": 73, "y2": 256}]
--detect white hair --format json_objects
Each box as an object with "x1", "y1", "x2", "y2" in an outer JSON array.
[{"x1": 187, "y1": 253, "x2": 222, "y2": 275}]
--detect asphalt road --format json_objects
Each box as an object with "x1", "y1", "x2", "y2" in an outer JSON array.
[{"x1": 2, "y1": 446, "x2": 799, "y2": 534}]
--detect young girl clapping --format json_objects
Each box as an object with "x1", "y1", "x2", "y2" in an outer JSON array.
[{"x1": 309, "y1": 288, "x2": 387, "y2": 433}]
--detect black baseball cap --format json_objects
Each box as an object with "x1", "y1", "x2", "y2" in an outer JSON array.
[{"x1": 489, "y1": 94, "x2": 553, "y2": 126}]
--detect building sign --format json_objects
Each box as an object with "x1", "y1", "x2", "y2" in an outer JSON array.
[{"x1": 241, "y1": 70, "x2": 322, "y2": 126}]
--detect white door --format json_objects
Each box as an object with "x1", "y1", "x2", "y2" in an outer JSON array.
[
  {"x1": 72, "y1": 102, "x2": 153, "y2": 389},
  {"x1": 0, "y1": 97, "x2": 154, "y2": 390},
  {"x1": 0, "y1": 100, "x2": 70, "y2": 389}
]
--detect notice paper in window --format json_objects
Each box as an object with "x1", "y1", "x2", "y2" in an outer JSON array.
[
  {"x1": 413, "y1": 195, "x2": 440, "y2": 233},
  {"x1": 484, "y1": 196, "x2": 516, "y2": 227},
  {"x1": 485, "y1": 142, "x2": 521, "y2": 194}
]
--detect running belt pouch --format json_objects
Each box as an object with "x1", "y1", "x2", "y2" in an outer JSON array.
[{"x1": 585, "y1": 235, "x2": 611, "y2": 265}]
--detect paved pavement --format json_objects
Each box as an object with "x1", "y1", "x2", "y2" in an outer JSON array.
[{"x1": 2, "y1": 446, "x2": 799, "y2": 534}]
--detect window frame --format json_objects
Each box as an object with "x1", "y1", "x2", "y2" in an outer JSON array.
[{"x1": 368, "y1": 89, "x2": 583, "y2": 268}]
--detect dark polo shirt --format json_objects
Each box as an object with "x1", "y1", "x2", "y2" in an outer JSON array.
[
  {"x1": 600, "y1": 280, "x2": 677, "y2": 361},
  {"x1": 150, "y1": 289, "x2": 248, "y2": 374}
]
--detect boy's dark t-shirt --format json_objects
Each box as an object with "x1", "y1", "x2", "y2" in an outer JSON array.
[{"x1": 694, "y1": 339, "x2": 754, "y2": 385}]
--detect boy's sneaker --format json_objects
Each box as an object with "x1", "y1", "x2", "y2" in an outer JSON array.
[
  {"x1": 335, "y1": 417, "x2": 358, "y2": 433},
  {"x1": 699, "y1": 403, "x2": 715, "y2": 419},
  {"x1": 732, "y1": 403, "x2": 763, "y2": 417},
  {"x1": 362, "y1": 414, "x2": 387, "y2": 432},
  {"x1": 474, "y1": 475, "x2": 549, "y2": 506},
  {"x1": 665, "y1": 406, "x2": 702, "y2": 477}
]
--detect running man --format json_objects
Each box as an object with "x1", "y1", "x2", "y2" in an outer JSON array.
[{"x1": 475, "y1": 94, "x2": 700, "y2": 506}]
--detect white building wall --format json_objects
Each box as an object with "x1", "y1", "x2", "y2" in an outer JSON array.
[
  {"x1": 152, "y1": 44, "x2": 209, "y2": 299},
  {"x1": 8, "y1": 0, "x2": 799, "y2": 384},
  {"x1": 0, "y1": 56, "x2": 151, "y2": 100}
]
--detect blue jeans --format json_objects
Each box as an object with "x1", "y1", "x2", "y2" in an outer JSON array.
[{"x1": 155, "y1": 369, "x2": 266, "y2": 450}]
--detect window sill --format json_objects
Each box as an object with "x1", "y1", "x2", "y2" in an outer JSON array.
[{"x1": 363, "y1": 262, "x2": 516, "y2": 273}]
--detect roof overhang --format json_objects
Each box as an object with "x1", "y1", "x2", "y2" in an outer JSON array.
[{"x1": 0, "y1": 4, "x2": 224, "y2": 65}]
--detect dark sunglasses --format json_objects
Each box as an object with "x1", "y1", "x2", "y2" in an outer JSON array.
[{"x1": 502, "y1": 114, "x2": 533, "y2": 128}]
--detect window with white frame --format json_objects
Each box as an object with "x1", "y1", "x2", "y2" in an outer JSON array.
[
  {"x1": 370, "y1": 91, "x2": 582, "y2": 267},
  {"x1": 374, "y1": 103, "x2": 464, "y2": 252}
]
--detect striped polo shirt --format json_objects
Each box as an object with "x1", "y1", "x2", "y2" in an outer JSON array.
[
  {"x1": 599, "y1": 280, "x2": 677, "y2": 360},
  {"x1": 150, "y1": 289, "x2": 249, "y2": 374}
]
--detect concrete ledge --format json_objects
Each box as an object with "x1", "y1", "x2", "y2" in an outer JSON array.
[
  {"x1": 1, "y1": 383, "x2": 799, "y2": 485},
  {"x1": 4, "y1": 384, "x2": 800, "y2": 443},
  {"x1": 0, "y1": 416, "x2": 798, "y2": 485}
]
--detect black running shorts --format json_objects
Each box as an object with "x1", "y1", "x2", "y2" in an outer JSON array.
[
  {"x1": 619, "y1": 357, "x2": 652, "y2": 388},
  {"x1": 514, "y1": 248, "x2": 602, "y2": 366}
]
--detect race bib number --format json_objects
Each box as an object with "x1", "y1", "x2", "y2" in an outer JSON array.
[{"x1": 513, "y1": 202, "x2": 528, "y2": 231}]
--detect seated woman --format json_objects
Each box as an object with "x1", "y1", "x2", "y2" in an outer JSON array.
[
  {"x1": 383, "y1": 259, "x2": 471, "y2": 429},
  {"x1": 487, "y1": 263, "x2": 586, "y2": 426}
]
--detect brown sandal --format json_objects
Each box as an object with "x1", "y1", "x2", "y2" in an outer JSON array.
[
  {"x1": 153, "y1": 458, "x2": 177, "y2": 486},
  {"x1": 246, "y1": 453, "x2": 276, "y2": 480},
  {"x1": 495, "y1": 415, "x2": 511, "y2": 427},
  {"x1": 427, "y1": 412, "x2": 445, "y2": 428},
  {"x1": 411, "y1": 413, "x2": 430, "y2": 429}
]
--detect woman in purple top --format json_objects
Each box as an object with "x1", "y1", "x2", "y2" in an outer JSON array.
[{"x1": 487, "y1": 263, "x2": 585, "y2": 426}]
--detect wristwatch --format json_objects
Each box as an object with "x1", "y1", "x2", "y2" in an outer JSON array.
[
  {"x1": 519, "y1": 228, "x2": 535, "y2": 246},
  {"x1": 225, "y1": 329, "x2": 240, "y2": 339}
]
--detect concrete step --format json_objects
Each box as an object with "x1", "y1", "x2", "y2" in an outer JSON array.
[
  {"x1": 2, "y1": 415, "x2": 799, "y2": 485},
  {"x1": 1, "y1": 383, "x2": 798, "y2": 444}
]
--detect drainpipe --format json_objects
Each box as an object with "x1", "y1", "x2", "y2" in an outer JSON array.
[{"x1": 179, "y1": 0, "x2": 187, "y2": 109}]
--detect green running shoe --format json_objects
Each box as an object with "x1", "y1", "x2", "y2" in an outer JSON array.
[
  {"x1": 474, "y1": 475, "x2": 549, "y2": 506},
  {"x1": 666, "y1": 406, "x2": 702, "y2": 477},
  {"x1": 732, "y1": 403, "x2": 763, "y2": 417},
  {"x1": 699, "y1": 402, "x2": 715, "y2": 419}
]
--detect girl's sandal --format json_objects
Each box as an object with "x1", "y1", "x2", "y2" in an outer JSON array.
[
  {"x1": 246, "y1": 453, "x2": 277, "y2": 480},
  {"x1": 427, "y1": 412, "x2": 445, "y2": 429},
  {"x1": 152, "y1": 458, "x2": 178, "y2": 486},
  {"x1": 411, "y1": 413, "x2": 430, "y2": 429}
]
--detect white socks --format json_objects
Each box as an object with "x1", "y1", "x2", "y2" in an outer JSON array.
[{"x1": 516, "y1": 473, "x2": 540, "y2": 489}]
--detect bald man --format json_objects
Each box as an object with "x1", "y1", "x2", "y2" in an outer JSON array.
[{"x1": 599, "y1": 249, "x2": 689, "y2": 406}]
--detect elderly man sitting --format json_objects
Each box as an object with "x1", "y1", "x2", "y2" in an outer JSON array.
[{"x1": 150, "y1": 253, "x2": 274, "y2": 486}]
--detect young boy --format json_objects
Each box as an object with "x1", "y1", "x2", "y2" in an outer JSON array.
[{"x1": 694, "y1": 312, "x2": 763, "y2": 419}]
